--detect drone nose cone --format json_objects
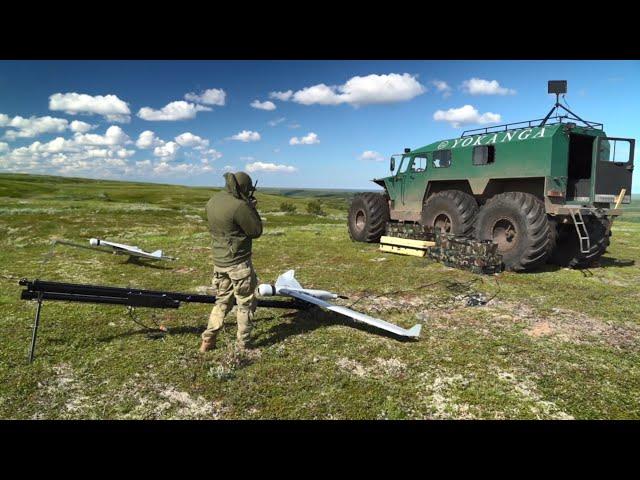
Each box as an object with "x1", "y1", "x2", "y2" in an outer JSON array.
[
  {"x1": 257, "y1": 284, "x2": 276, "y2": 297},
  {"x1": 89, "y1": 238, "x2": 99, "y2": 246}
]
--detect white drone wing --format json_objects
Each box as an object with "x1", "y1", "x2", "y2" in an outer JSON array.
[
  {"x1": 281, "y1": 289, "x2": 421, "y2": 338},
  {"x1": 264, "y1": 270, "x2": 421, "y2": 338},
  {"x1": 89, "y1": 238, "x2": 174, "y2": 261}
]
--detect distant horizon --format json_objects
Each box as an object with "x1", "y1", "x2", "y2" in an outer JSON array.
[
  {"x1": 2, "y1": 171, "x2": 638, "y2": 198},
  {"x1": 0, "y1": 171, "x2": 383, "y2": 192}
]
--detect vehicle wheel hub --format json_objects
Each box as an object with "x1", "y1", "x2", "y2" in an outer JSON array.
[
  {"x1": 355, "y1": 210, "x2": 366, "y2": 231},
  {"x1": 492, "y1": 218, "x2": 518, "y2": 251},
  {"x1": 434, "y1": 213, "x2": 452, "y2": 233}
]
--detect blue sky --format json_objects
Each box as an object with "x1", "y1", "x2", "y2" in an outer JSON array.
[{"x1": 0, "y1": 60, "x2": 638, "y2": 191}]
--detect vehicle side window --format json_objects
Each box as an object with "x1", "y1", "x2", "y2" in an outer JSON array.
[
  {"x1": 433, "y1": 150, "x2": 451, "y2": 168},
  {"x1": 598, "y1": 138, "x2": 632, "y2": 163},
  {"x1": 473, "y1": 145, "x2": 495, "y2": 165},
  {"x1": 411, "y1": 156, "x2": 427, "y2": 172}
]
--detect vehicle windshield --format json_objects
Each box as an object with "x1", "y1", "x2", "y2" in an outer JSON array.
[{"x1": 396, "y1": 155, "x2": 411, "y2": 174}]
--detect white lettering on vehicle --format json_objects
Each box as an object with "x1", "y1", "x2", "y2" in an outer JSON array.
[
  {"x1": 486, "y1": 133, "x2": 499, "y2": 144},
  {"x1": 501, "y1": 131, "x2": 516, "y2": 142},
  {"x1": 439, "y1": 128, "x2": 547, "y2": 150},
  {"x1": 532, "y1": 127, "x2": 546, "y2": 139},
  {"x1": 472, "y1": 135, "x2": 487, "y2": 146},
  {"x1": 517, "y1": 128, "x2": 533, "y2": 140}
]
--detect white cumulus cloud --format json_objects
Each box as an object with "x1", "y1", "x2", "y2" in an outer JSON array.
[
  {"x1": 292, "y1": 84, "x2": 337, "y2": 106},
  {"x1": 137, "y1": 101, "x2": 211, "y2": 121},
  {"x1": 153, "y1": 162, "x2": 185, "y2": 175},
  {"x1": 153, "y1": 141, "x2": 179, "y2": 160},
  {"x1": 69, "y1": 120, "x2": 95, "y2": 133},
  {"x1": 269, "y1": 90, "x2": 293, "y2": 101},
  {"x1": 135, "y1": 130, "x2": 164, "y2": 149},
  {"x1": 245, "y1": 161, "x2": 297, "y2": 173},
  {"x1": 49, "y1": 92, "x2": 131, "y2": 122},
  {"x1": 148, "y1": 160, "x2": 215, "y2": 177},
  {"x1": 184, "y1": 88, "x2": 226, "y2": 106},
  {"x1": 136, "y1": 160, "x2": 152, "y2": 168},
  {"x1": 289, "y1": 73, "x2": 425, "y2": 107},
  {"x1": 289, "y1": 132, "x2": 319, "y2": 145},
  {"x1": 41, "y1": 137, "x2": 79, "y2": 153},
  {"x1": 2, "y1": 115, "x2": 69, "y2": 140},
  {"x1": 433, "y1": 105, "x2": 501, "y2": 128},
  {"x1": 432, "y1": 80, "x2": 452, "y2": 98},
  {"x1": 230, "y1": 130, "x2": 261, "y2": 142},
  {"x1": 250, "y1": 100, "x2": 276, "y2": 111},
  {"x1": 116, "y1": 149, "x2": 135, "y2": 158},
  {"x1": 201, "y1": 148, "x2": 223, "y2": 160},
  {"x1": 0, "y1": 126, "x2": 141, "y2": 179},
  {"x1": 359, "y1": 150, "x2": 384, "y2": 162},
  {"x1": 174, "y1": 132, "x2": 209, "y2": 149},
  {"x1": 84, "y1": 148, "x2": 132, "y2": 160},
  {"x1": 0, "y1": 142, "x2": 9, "y2": 153},
  {"x1": 268, "y1": 117, "x2": 286, "y2": 127},
  {"x1": 461, "y1": 78, "x2": 516, "y2": 96},
  {"x1": 7, "y1": 137, "x2": 80, "y2": 158},
  {"x1": 74, "y1": 125, "x2": 131, "y2": 146}
]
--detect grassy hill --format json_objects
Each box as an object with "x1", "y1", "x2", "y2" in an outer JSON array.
[{"x1": 1, "y1": 173, "x2": 639, "y2": 419}]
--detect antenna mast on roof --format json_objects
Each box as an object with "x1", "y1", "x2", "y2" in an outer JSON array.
[{"x1": 539, "y1": 80, "x2": 594, "y2": 128}]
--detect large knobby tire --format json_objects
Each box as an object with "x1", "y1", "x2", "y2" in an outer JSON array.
[
  {"x1": 603, "y1": 218, "x2": 612, "y2": 252},
  {"x1": 348, "y1": 192, "x2": 390, "y2": 243},
  {"x1": 549, "y1": 216, "x2": 610, "y2": 268},
  {"x1": 474, "y1": 192, "x2": 554, "y2": 272},
  {"x1": 421, "y1": 190, "x2": 478, "y2": 236}
]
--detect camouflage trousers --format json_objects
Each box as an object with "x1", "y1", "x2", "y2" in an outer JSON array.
[{"x1": 202, "y1": 259, "x2": 258, "y2": 346}]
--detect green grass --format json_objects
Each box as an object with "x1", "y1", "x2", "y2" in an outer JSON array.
[{"x1": 1, "y1": 173, "x2": 639, "y2": 419}]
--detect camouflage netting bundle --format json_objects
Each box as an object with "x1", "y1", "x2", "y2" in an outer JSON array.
[
  {"x1": 384, "y1": 222, "x2": 503, "y2": 274},
  {"x1": 429, "y1": 231, "x2": 503, "y2": 275},
  {"x1": 385, "y1": 222, "x2": 436, "y2": 241}
]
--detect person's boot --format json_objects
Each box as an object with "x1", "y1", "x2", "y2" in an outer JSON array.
[
  {"x1": 237, "y1": 337, "x2": 254, "y2": 351},
  {"x1": 199, "y1": 337, "x2": 216, "y2": 353}
]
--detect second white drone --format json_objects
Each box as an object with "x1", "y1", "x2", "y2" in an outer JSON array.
[{"x1": 258, "y1": 270, "x2": 421, "y2": 338}]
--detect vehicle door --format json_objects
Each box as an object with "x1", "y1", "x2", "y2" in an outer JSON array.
[{"x1": 593, "y1": 136, "x2": 634, "y2": 204}]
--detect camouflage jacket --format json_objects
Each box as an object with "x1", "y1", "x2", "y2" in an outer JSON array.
[{"x1": 206, "y1": 175, "x2": 263, "y2": 267}]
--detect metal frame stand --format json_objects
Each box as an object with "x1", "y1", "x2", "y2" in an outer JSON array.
[
  {"x1": 28, "y1": 292, "x2": 43, "y2": 363},
  {"x1": 540, "y1": 93, "x2": 595, "y2": 128}
]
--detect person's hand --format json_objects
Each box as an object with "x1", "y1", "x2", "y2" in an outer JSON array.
[{"x1": 248, "y1": 197, "x2": 258, "y2": 208}]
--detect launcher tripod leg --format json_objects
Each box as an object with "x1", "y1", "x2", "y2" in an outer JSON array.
[{"x1": 28, "y1": 292, "x2": 43, "y2": 363}]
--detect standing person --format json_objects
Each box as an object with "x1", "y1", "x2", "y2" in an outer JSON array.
[{"x1": 200, "y1": 171, "x2": 262, "y2": 352}]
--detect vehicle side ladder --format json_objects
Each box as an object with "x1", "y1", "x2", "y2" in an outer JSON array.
[{"x1": 569, "y1": 208, "x2": 590, "y2": 253}]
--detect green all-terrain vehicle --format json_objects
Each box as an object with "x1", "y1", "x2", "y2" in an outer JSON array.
[{"x1": 348, "y1": 81, "x2": 635, "y2": 271}]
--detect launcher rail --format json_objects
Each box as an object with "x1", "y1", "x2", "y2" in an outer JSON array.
[{"x1": 19, "y1": 278, "x2": 299, "y2": 362}]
